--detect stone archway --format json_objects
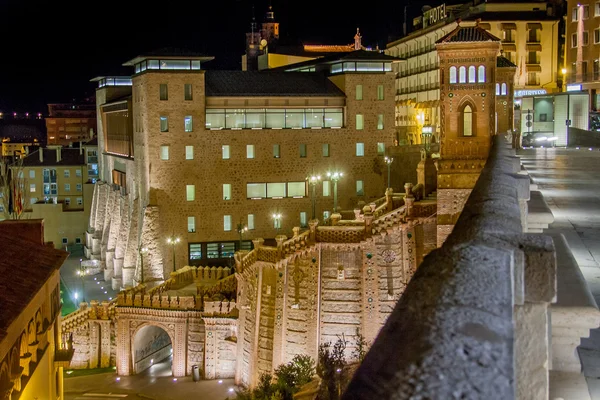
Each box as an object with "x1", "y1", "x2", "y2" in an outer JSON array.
[{"x1": 132, "y1": 324, "x2": 173, "y2": 375}]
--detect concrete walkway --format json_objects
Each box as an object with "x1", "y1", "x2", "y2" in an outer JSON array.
[{"x1": 519, "y1": 147, "x2": 600, "y2": 399}]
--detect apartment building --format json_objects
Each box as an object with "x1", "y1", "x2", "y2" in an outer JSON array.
[
  {"x1": 46, "y1": 102, "x2": 96, "y2": 146},
  {"x1": 565, "y1": 0, "x2": 600, "y2": 108},
  {"x1": 90, "y1": 48, "x2": 400, "y2": 288},
  {"x1": 386, "y1": 1, "x2": 561, "y2": 144}
]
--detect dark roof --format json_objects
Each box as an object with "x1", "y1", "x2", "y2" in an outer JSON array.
[
  {"x1": 497, "y1": 56, "x2": 517, "y2": 68},
  {"x1": 123, "y1": 47, "x2": 215, "y2": 66},
  {"x1": 204, "y1": 71, "x2": 346, "y2": 97},
  {"x1": 84, "y1": 137, "x2": 98, "y2": 146},
  {"x1": 0, "y1": 224, "x2": 67, "y2": 342},
  {"x1": 22, "y1": 147, "x2": 85, "y2": 167},
  {"x1": 437, "y1": 25, "x2": 501, "y2": 44},
  {"x1": 464, "y1": 11, "x2": 560, "y2": 22},
  {"x1": 278, "y1": 49, "x2": 403, "y2": 71}
]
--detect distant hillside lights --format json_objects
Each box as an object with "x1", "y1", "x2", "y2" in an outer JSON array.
[{"x1": 0, "y1": 111, "x2": 43, "y2": 119}]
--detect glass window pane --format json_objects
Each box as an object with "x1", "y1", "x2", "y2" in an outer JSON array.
[
  {"x1": 224, "y1": 215, "x2": 232, "y2": 231},
  {"x1": 226, "y1": 109, "x2": 245, "y2": 128},
  {"x1": 190, "y1": 243, "x2": 202, "y2": 259},
  {"x1": 323, "y1": 180, "x2": 331, "y2": 197},
  {"x1": 343, "y1": 62, "x2": 356, "y2": 71},
  {"x1": 285, "y1": 110, "x2": 304, "y2": 128},
  {"x1": 206, "y1": 109, "x2": 225, "y2": 129},
  {"x1": 160, "y1": 59, "x2": 191, "y2": 70},
  {"x1": 246, "y1": 109, "x2": 265, "y2": 128},
  {"x1": 247, "y1": 144, "x2": 255, "y2": 159},
  {"x1": 356, "y1": 114, "x2": 364, "y2": 130},
  {"x1": 148, "y1": 60, "x2": 159, "y2": 69},
  {"x1": 186, "y1": 146, "x2": 194, "y2": 160},
  {"x1": 299, "y1": 144, "x2": 307, "y2": 158},
  {"x1": 188, "y1": 216, "x2": 196, "y2": 233},
  {"x1": 223, "y1": 184, "x2": 232, "y2": 200},
  {"x1": 377, "y1": 85, "x2": 384, "y2": 100},
  {"x1": 468, "y1": 66, "x2": 476, "y2": 83},
  {"x1": 207, "y1": 243, "x2": 219, "y2": 258},
  {"x1": 287, "y1": 182, "x2": 305, "y2": 197},
  {"x1": 450, "y1": 66, "x2": 457, "y2": 84},
  {"x1": 220, "y1": 242, "x2": 235, "y2": 257},
  {"x1": 356, "y1": 143, "x2": 365, "y2": 156},
  {"x1": 331, "y1": 63, "x2": 343, "y2": 73},
  {"x1": 267, "y1": 182, "x2": 286, "y2": 198},
  {"x1": 191, "y1": 60, "x2": 201, "y2": 70},
  {"x1": 377, "y1": 142, "x2": 385, "y2": 155},
  {"x1": 185, "y1": 116, "x2": 193, "y2": 132},
  {"x1": 384, "y1": 63, "x2": 392, "y2": 72},
  {"x1": 300, "y1": 212, "x2": 307, "y2": 228},
  {"x1": 463, "y1": 105, "x2": 473, "y2": 136},
  {"x1": 305, "y1": 108, "x2": 323, "y2": 128},
  {"x1": 356, "y1": 85, "x2": 363, "y2": 100},
  {"x1": 248, "y1": 214, "x2": 255, "y2": 230},
  {"x1": 186, "y1": 185, "x2": 195, "y2": 201},
  {"x1": 184, "y1": 84, "x2": 193, "y2": 100},
  {"x1": 247, "y1": 183, "x2": 266, "y2": 198},
  {"x1": 496, "y1": 83, "x2": 500, "y2": 95},
  {"x1": 322, "y1": 143, "x2": 330, "y2": 157},
  {"x1": 478, "y1": 66, "x2": 486, "y2": 83},
  {"x1": 222, "y1": 145, "x2": 230, "y2": 159},
  {"x1": 160, "y1": 84, "x2": 168, "y2": 100},
  {"x1": 266, "y1": 110, "x2": 285, "y2": 128},
  {"x1": 160, "y1": 145, "x2": 169, "y2": 160},
  {"x1": 273, "y1": 144, "x2": 280, "y2": 158},
  {"x1": 459, "y1": 66, "x2": 467, "y2": 83},
  {"x1": 324, "y1": 109, "x2": 343, "y2": 128},
  {"x1": 356, "y1": 180, "x2": 364, "y2": 196},
  {"x1": 160, "y1": 116, "x2": 168, "y2": 132},
  {"x1": 501, "y1": 83, "x2": 507, "y2": 95},
  {"x1": 377, "y1": 114, "x2": 384, "y2": 130}
]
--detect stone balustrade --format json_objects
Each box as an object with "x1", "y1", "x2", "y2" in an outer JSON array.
[
  {"x1": 203, "y1": 300, "x2": 237, "y2": 315},
  {"x1": 344, "y1": 135, "x2": 557, "y2": 400},
  {"x1": 281, "y1": 230, "x2": 311, "y2": 255}
]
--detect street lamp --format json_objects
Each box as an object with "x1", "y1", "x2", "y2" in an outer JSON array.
[
  {"x1": 236, "y1": 219, "x2": 248, "y2": 251},
  {"x1": 421, "y1": 125, "x2": 433, "y2": 152},
  {"x1": 272, "y1": 213, "x2": 282, "y2": 235},
  {"x1": 306, "y1": 174, "x2": 321, "y2": 220},
  {"x1": 384, "y1": 156, "x2": 394, "y2": 189},
  {"x1": 561, "y1": 67, "x2": 567, "y2": 92},
  {"x1": 166, "y1": 236, "x2": 181, "y2": 272},
  {"x1": 326, "y1": 171, "x2": 343, "y2": 213},
  {"x1": 76, "y1": 258, "x2": 88, "y2": 303},
  {"x1": 138, "y1": 246, "x2": 149, "y2": 284}
]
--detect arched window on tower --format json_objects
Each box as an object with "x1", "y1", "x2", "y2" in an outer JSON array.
[
  {"x1": 496, "y1": 83, "x2": 500, "y2": 95},
  {"x1": 501, "y1": 83, "x2": 507, "y2": 95},
  {"x1": 459, "y1": 66, "x2": 467, "y2": 83},
  {"x1": 478, "y1": 65, "x2": 486, "y2": 83},
  {"x1": 468, "y1": 66, "x2": 476, "y2": 83},
  {"x1": 462, "y1": 105, "x2": 474, "y2": 137},
  {"x1": 450, "y1": 66, "x2": 457, "y2": 83}
]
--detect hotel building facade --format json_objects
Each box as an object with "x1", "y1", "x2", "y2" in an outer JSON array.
[
  {"x1": 89, "y1": 49, "x2": 401, "y2": 289},
  {"x1": 386, "y1": 1, "x2": 562, "y2": 145}
]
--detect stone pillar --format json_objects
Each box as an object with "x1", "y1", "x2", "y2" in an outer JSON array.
[
  {"x1": 141, "y1": 206, "x2": 165, "y2": 281},
  {"x1": 173, "y1": 322, "x2": 188, "y2": 377},
  {"x1": 116, "y1": 319, "x2": 132, "y2": 376},
  {"x1": 361, "y1": 244, "x2": 379, "y2": 345},
  {"x1": 404, "y1": 183, "x2": 415, "y2": 217},
  {"x1": 275, "y1": 235, "x2": 287, "y2": 259},
  {"x1": 292, "y1": 227, "x2": 300, "y2": 237},
  {"x1": 385, "y1": 188, "x2": 394, "y2": 212},
  {"x1": 252, "y1": 238, "x2": 264, "y2": 250},
  {"x1": 252, "y1": 265, "x2": 264, "y2": 386},
  {"x1": 204, "y1": 322, "x2": 217, "y2": 379},
  {"x1": 308, "y1": 219, "x2": 319, "y2": 243},
  {"x1": 271, "y1": 265, "x2": 286, "y2": 369},
  {"x1": 417, "y1": 157, "x2": 437, "y2": 199},
  {"x1": 98, "y1": 320, "x2": 112, "y2": 368},
  {"x1": 330, "y1": 213, "x2": 341, "y2": 226},
  {"x1": 123, "y1": 201, "x2": 140, "y2": 287}
]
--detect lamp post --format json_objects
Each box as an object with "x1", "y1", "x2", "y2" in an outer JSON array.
[
  {"x1": 237, "y1": 219, "x2": 248, "y2": 251},
  {"x1": 272, "y1": 213, "x2": 282, "y2": 236},
  {"x1": 384, "y1": 156, "x2": 394, "y2": 189},
  {"x1": 421, "y1": 125, "x2": 433, "y2": 152},
  {"x1": 76, "y1": 258, "x2": 88, "y2": 303},
  {"x1": 326, "y1": 171, "x2": 343, "y2": 213},
  {"x1": 166, "y1": 235, "x2": 180, "y2": 272},
  {"x1": 138, "y1": 246, "x2": 148, "y2": 284},
  {"x1": 307, "y1": 174, "x2": 321, "y2": 220},
  {"x1": 561, "y1": 67, "x2": 567, "y2": 92}
]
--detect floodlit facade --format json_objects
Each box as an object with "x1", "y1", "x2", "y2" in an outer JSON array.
[
  {"x1": 385, "y1": 1, "x2": 561, "y2": 145},
  {"x1": 46, "y1": 102, "x2": 96, "y2": 147}
]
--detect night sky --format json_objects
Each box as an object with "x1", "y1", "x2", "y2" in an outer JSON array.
[{"x1": 0, "y1": 0, "x2": 450, "y2": 114}]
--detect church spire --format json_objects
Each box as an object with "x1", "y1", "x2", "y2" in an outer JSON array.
[{"x1": 266, "y1": 0, "x2": 275, "y2": 21}]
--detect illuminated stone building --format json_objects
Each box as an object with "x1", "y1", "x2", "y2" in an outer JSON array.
[
  {"x1": 87, "y1": 48, "x2": 400, "y2": 290},
  {"x1": 46, "y1": 102, "x2": 96, "y2": 147},
  {"x1": 385, "y1": 1, "x2": 561, "y2": 145},
  {"x1": 0, "y1": 220, "x2": 71, "y2": 400}
]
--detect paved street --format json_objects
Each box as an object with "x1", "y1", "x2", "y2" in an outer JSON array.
[
  {"x1": 60, "y1": 246, "x2": 118, "y2": 315},
  {"x1": 64, "y1": 358, "x2": 239, "y2": 400},
  {"x1": 519, "y1": 147, "x2": 600, "y2": 399}
]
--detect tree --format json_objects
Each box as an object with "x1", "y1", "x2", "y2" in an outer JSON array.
[
  {"x1": 273, "y1": 354, "x2": 315, "y2": 400},
  {"x1": 0, "y1": 156, "x2": 29, "y2": 220},
  {"x1": 351, "y1": 327, "x2": 369, "y2": 363},
  {"x1": 317, "y1": 335, "x2": 347, "y2": 400}
]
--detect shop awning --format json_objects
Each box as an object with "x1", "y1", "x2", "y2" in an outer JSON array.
[{"x1": 527, "y1": 23, "x2": 543, "y2": 31}]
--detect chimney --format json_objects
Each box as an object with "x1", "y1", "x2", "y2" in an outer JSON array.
[
  {"x1": 56, "y1": 147, "x2": 61, "y2": 163},
  {"x1": 39, "y1": 149, "x2": 44, "y2": 163}
]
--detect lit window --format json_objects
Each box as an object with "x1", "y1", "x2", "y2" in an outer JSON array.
[
  {"x1": 76, "y1": 183, "x2": 82, "y2": 191},
  {"x1": 323, "y1": 180, "x2": 331, "y2": 197},
  {"x1": 468, "y1": 66, "x2": 476, "y2": 83},
  {"x1": 573, "y1": 7, "x2": 579, "y2": 21},
  {"x1": 160, "y1": 145, "x2": 169, "y2": 160},
  {"x1": 186, "y1": 146, "x2": 194, "y2": 160},
  {"x1": 188, "y1": 216, "x2": 196, "y2": 233},
  {"x1": 459, "y1": 66, "x2": 466, "y2": 83},
  {"x1": 29, "y1": 170, "x2": 35, "y2": 179},
  {"x1": 463, "y1": 105, "x2": 473, "y2": 137},
  {"x1": 160, "y1": 116, "x2": 168, "y2": 132},
  {"x1": 267, "y1": 183, "x2": 286, "y2": 198},
  {"x1": 247, "y1": 183, "x2": 266, "y2": 199},
  {"x1": 377, "y1": 114, "x2": 384, "y2": 130},
  {"x1": 595, "y1": 28, "x2": 600, "y2": 44},
  {"x1": 222, "y1": 145, "x2": 230, "y2": 159},
  {"x1": 273, "y1": 144, "x2": 280, "y2": 158},
  {"x1": 478, "y1": 66, "x2": 485, "y2": 83},
  {"x1": 64, "y1": 170, "x2": 70, "y2": 178},
  {"x1": 76, "y1": 169, "x2": 81, "y2": 177},
  {"x1": 356, "y1": 84, "x2": 363, "y2": 100},
  {"x1": 30, "y1": 184, "x2": 36, "y2": 193},
  {"x1": 377, "y1": 142, "x2": 385, "y2": 155},
  {"x1": 496, "y1": 83, "x2": 500, "y2": 95},
  {"x1": 65, "y1": 183, "x2": 70, "y2": 192},
  {"x1": 287, "y1": 182, "x2": 305, "y2": 197},
  {"x1": 356, "y1": 143, "x2": 365, "y2": 157},
  {"x1": 572, "y1": 33, "x2": 578, "y2": 48},
  {"x1": 323, "y1": 211, "x2": 330, "y2": 221},
  {"x1": 184, "y1": 116, "x2": 193, "y2": 132},
  {"x1": 77, "y1": 197, "x2": 82, "y2": 205},
  {"x1": 300, "y1": 212, "x2": 307, "y2": 228},
  {"x1": 190, "y1": 244, "x2": 202, "y2": 260},
  {"x1": 248, "y1": 214, "x2": 255, "y2": 230},
  {"x1": 596, "y1": 2, "x2": 600, "y2": 17},
  {"x1": 160, "y1": 84, "x2": 168, "y2": 100},
  {"x1": 356, "y1": 180, "x2": 364, "y2": 196},
  {"x1": 356, "y1": 114, "x2": 364, "y2": 130},
  {"x1": 246, "y1": 144, "x2": 255, "y2": 159},
  {"x1": 501, "y1": 83, "x2": 507, "y2": 96},
  {"x1": 299, "y1": 144, "x2": 307, "y2": 158},
  {"x1": 223, "y1": 184, "x2": 232, "y2": 200},
  {"x1": 186, "y1": 185, "x2": 195, "y2": 201},
  {"x1": 184, "y1": 84, "x2": 193, "y2": 101},
  {"x1": 584, "y1": 4, "x2": 590, "y2": 19},
  {"x1": 224, "y1": 215, "x2": 232, "y2": 231},
  {"x1": 377, "y1": 85, "x2": 385, "y2": 100},
  {"x1": 322, "y1": 143, "x2": 330, "y2": 157},
  {"x1": 449, "y1": 66, "x2": 457, "y2": 83},
  {"x1": 583, "y1": 31, "x2": 590, "y2": 46}
]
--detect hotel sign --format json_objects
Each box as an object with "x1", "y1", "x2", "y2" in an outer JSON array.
[
  {"x1": 423, "y1": 4, "x2": 447, "y2": 28},
  {"x1": 515, "y1": 89, "x2": 548, "y2": 98}
]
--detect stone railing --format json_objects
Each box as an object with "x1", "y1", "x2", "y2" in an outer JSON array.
[
  {"x1": 117, "y1": 291, "x2": 198, "y2": 310},
  {"x1": 62, "y1": 300, "x2": 117, "y2": 333},
  {"x1": 344, "y1": 135, "x2": 557, "y2": 399},
  {"x1": 236, "y1": 248, "x2": 258, "y2": 273},
  {"x1": 315, "y1": 226, "x2": 366, "y2": 243},
  {"x1": 203, "y1": 300, "x2": 237, "y2": 316},
  {"x1": 282, "y1": 229, "x2": 311, "y2": 255},
  {"x1": 257, "y1": 246, "x2": 279, "y2": 263},
  {"x1": 370, "y1": 206, "x2": 407, "y2": 235}
]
